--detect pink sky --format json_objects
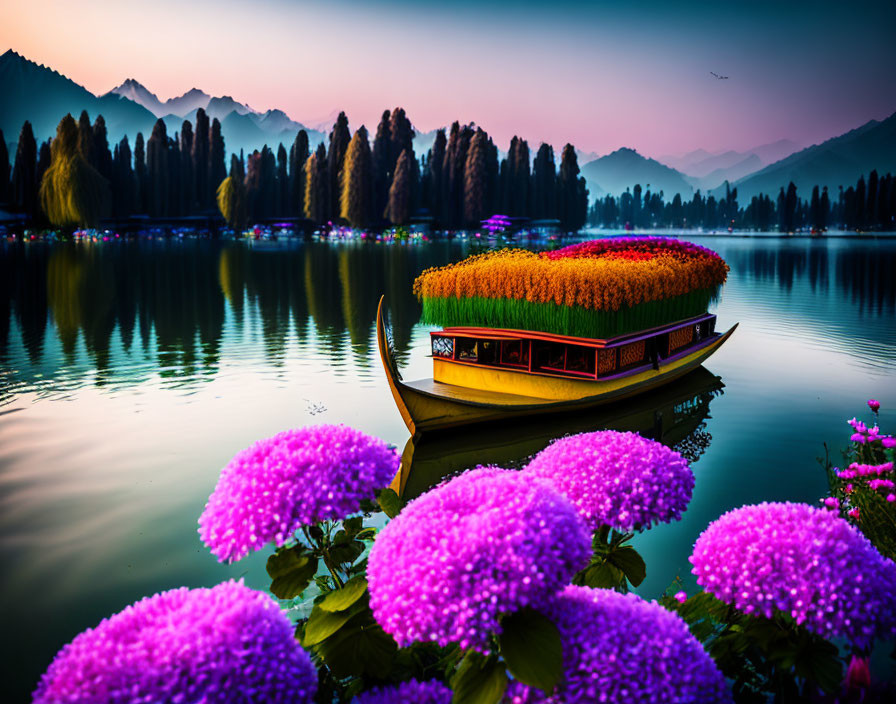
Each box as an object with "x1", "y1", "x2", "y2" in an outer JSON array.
[{"x1": 2, "y1": 0, "x2": 894, "y2": 157}]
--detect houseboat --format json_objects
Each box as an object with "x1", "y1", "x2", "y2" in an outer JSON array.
[{"x1": 378, "y1": 237, "x2": 737, "y2": 436}]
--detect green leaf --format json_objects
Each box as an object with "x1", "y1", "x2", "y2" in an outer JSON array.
[
  {"x1": 579, "y1": 561, "x2": 624, "y2": 589},
  {"x1": 303, "y1": 602, "x2": 365, "y2": 646},
  {"x1": 265, "y1": 548, "x2": 318, "y2": 600},
  {"x1": 451, "y1": 651, "x2": 508, "y2": 704},
  {"x1": 356, "y1": 527, "x2": 377, "y2": 541},
  {"x1": 498, "y1": 608, "x2": 563, "y2": 694},
  {"x1": 606, "y1": 545, "x2": 646, "y2": 587},
  {"x1": 328, "y1": 540, "x2": 366, "y2": 565},
  {"x1": 376, "y1": 488, "x2": 404, "y2": 519},
  {"x1": 319, "y1": 577, "x2": 368, "y2": 612},
  {"x1": 343, "y1": 516, "x2": 364, "y2": 536},
  {"x1": 314, "y1": 612, "x2": 398, "y2": 679}
]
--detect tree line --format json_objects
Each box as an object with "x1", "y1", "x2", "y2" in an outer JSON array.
[
  {"x1": 588, "y1": 174, "x2": 896, "y2": 232},
  {"x1": 0, "y1": 109, "x2": 589, "y2": 232}
]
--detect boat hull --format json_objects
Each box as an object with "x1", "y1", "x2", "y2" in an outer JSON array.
[{"x1": 377, "y1": 297, "x2": 736, "y2": 436}]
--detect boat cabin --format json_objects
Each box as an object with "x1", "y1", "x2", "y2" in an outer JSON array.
[{"x1": 430, "y1": 314, "x2": 718, "y2": 382}]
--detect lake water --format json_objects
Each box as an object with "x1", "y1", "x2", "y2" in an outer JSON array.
[{"x1": 2, "y1": 234, "x2": 895, "y2": 700}]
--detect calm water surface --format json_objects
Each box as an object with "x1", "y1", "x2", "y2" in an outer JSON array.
[{"x1": 1, "y1": 234, "x2": 895, "y2": 699}]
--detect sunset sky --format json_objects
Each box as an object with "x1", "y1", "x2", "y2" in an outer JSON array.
[{"x1": 2, "y1": 0, "x2": 894, "y2": 157}]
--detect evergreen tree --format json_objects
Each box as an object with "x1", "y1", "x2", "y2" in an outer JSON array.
[
  {"x1": 385, "y1": 149, "x2": 412, "y2": 225},
  {"x1": 180, "y1": 121, "x2": 195, "y2": 212},
  {"x1": 193, "y1": 108, "x2": 210, "y2": 210},
  {"x1": 77, "y1": 110, "x2": 96, "y2": 168},
  {"x1": 532, "y1": 143, "x2": 556, "y2": 219},
  {"x1": 327, "y1": 112, "x2": 351, "y2": 219},
  {"x1": 167, "y1": 134, "x2": 183, "y2": 217},
  {"x1": 854, "y1": 176, "x2": 866, "y2": 228},
  {"x1": 444, "y1": 123, "x2": 473, "y2": 228},
  {"x1": 867, "y1": 170, "x2": 878, "y2": 229},
  {"x1": 462, "y1": 129, "x2": 488, "y2": 226},
  {"x1": 372, "y1": 110, "x2": 392, "y2": 220},
  {"x1": 134, "y1": 132, "x2": 147, "y2": 214},
  {"x1": 146, "y1": 119, "x2": 169, "y2": 217},
  {"x1": 217, "y1": 154, "x2": 247, "y2": 229},
  {"x1": 820, "y1": 186, "x2": 830, "y2": 230},
  {"x1": 339, "y1": 126, "x2": 373, "y2": 227},
  {"x1": 507, "y1": 136, "x2": 531, "y2": 217},
  {"x1": 112, "y1": 136, "x2": 135, "y2": 217},
  {"x1": 40, "y1": 113, "x2": 110, "y2": 227},
  {"x1": 426, "y1": 129, "x2": 446, "y2": 224},
  {"x1": 92, "y1": 115, "x2": 113, "y2": 182},
  {"x1": 276, "y1": 143, "x2": 288, "y2": 216},
  {"x1": 809, "y1": 186, "x2": 821, "y2": 230},
  {"x1": 288, "y1": 130, "x2": 309, "y2": 216},
  {"x1": 557, "y1": 144, "x2": 584, "y2": 231},
  {"x1": 12, "y1": 121, "x2": 38, "y2": 217},
  {"x1": 0, "y1": 128, "x2": 9, "y2": 204},
  {"x1": 209, "y1": 118, "x2": 227, "y2": 206}
]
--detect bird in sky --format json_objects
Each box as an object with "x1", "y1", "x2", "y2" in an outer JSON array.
[{"x1": 710, "y1": 72, "x2": 729, "y2": 79}]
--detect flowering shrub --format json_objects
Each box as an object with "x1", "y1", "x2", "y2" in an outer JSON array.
[
  {"x1": 524, "y1": 429, "x2": 693, "y2": 532},
  {"x1": 505, "y1": 586, "x2": 730, "y2": 703},
  {"x1": 690, "y1": 502, "x2": 896, "y2": 648},
  {"x1": 33, "y1": 581, "x2": 317, "y2": 704},
  {"x1": 823, "y1": 402, "x2": 896, "y2": 559},
  {"x1": 353, "y1": 679, "x2": 452, "y2": 704},
  {"x1": 367, "y1": 466, "x2": 590, "y2": 650},
  {"x1": 199, "y1": 424, "x2": 399, "y2": 562},
  {"x1": 413, "y1": 238, "x2": 729, "y2": 337}
]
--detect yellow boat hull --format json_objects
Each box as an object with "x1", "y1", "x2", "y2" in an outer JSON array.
[{"x1": 377, "y1": 297, "x2": 736, "y2": 436}]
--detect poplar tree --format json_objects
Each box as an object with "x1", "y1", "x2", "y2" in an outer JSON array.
[
  {"x1": 39, "y1": 113, "x2": 110, "y2": 227},
  {"x1": 92, "y1": 115, "x2": 113, "y2": 182},
  {"x1": 217, "y1": 154, "x2": 247, "y2": 228},
  {"x1": 426, "y1": 129, "x2": 446, "y2": 224},
  {"x1": 339, "y1": 126, "x2": 373, "y2": 227},
  {"x1": 558, "y1": 144, "x2": 587, "y2": 231},
  {"x1": 507, "y1": 136, "x2": 530, "y2": 217},
  {"x1": 288, "y1": 130, "x2": 309, "y2": 216},
  {"x1": 532, "y1": 143, "x2": 556, "y2": 219},
  {"x1": 180, "y1": 121, "x2": 195, "y2": 211},
  {"x1": 304, "y1": 145, "x2": 329, "y2": 224},
  {"x1": 327, "y1": 112, "x2": 351, "y2": 219},
  {"x1": 462, "y1": 129, "x2": 488, "y2": 226},
  {"x1": 385, "y1": 149, "x2": 412, "y2": 225},
  {"x1": 134, "y1": 132, "x2": 146, "y2": 213},
  {"x1": 146, "y1": 119, "x2": 169, "y2": 217},
  {"x1": 77, "y1": 110, "x2": 96, "y2": 168},
  {"x1": 193, "y1": 108, "x2": 210, "y2": 210},
  {"x1": 209, "y1": 118, "x2": 227, "y2": 204},
  {"x1": 276, "y1": 143, "x2": 288, "y2": 216},
  {"x1": 372, "y1": 110, "x2": 391, "y2": 218},
  {"x1": 12, "y1": 121, "x2": 38, "y2": 217},
  {"x1": 0, "y1": 128, "x2": 8, "y2": 204},
  {"x1": 113, "y1": 136, "x2": 134, "y2": 217}
]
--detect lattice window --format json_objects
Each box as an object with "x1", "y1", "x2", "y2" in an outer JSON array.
[
  {"x1": 669, "y1": 326, "x2": 695, "y2": 353},
  {"x1": 619, "y1": 340, "x2": 646, "y2": 367},
  {"x1": 598, "y1": 349, "x2": 617, "y2": 375},
  {"x1": 432, "y1": 336, "x2": 454, "y2": 358}
]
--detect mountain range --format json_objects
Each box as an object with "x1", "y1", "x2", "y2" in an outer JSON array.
[{"x1": 2, "y1": 48, "x2": 894, "y2": 205}]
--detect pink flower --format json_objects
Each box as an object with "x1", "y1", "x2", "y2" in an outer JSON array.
[
  {"x1": 848, "y1": 507, "x2": 860, "y2": 519},
  {"x1": 882, "y1": 436, "x2": 896, "y2": 449},
  {"x1": 844, "y1": 654, "x2": 871, "y2": 692},
  {"x1": 674, "y1": 591, "x2": 688, "y2": 604},
  {"x1": 888, "y1": 494, "x2": 895, "y2": 503},
  {"x1": 822, "y1": 497, "x2": 840, "y2": 510},
  {"x1": 867, "y1": 399, "x2": 880, "y2": 413},
  {"x1": 850, "y1": 433, "x2": 867, "y2": 444}
]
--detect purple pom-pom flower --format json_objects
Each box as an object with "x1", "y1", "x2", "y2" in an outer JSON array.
[
  {"x1": 199, "y1": 424, "x2": 399, "y2": 562},
  {"x1": 868, "y1": 399, "x2": 880, "y2": 413},
  {"x1": 524, "y1": 430, "x2": 694, "y2": 531},
  {"x1": 690, "y1": 502, "x2": 896, "y2": 647},
  {"x1": 354, "y1": 679, "x2": 452, "y2": 704},
  {"x1": 367, "y1": 466, "x2": 590, "y2": 651},
  {"x1": 505, "y1": 586, "x2": 730, "y2": 704},
  {"x1": 33, "y1": 580, "x2": 317, "y2": 704}
]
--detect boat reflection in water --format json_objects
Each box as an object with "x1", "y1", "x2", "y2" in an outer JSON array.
[{"x1": 391, "y1": 366, "x2": 724, "y2": 500}]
